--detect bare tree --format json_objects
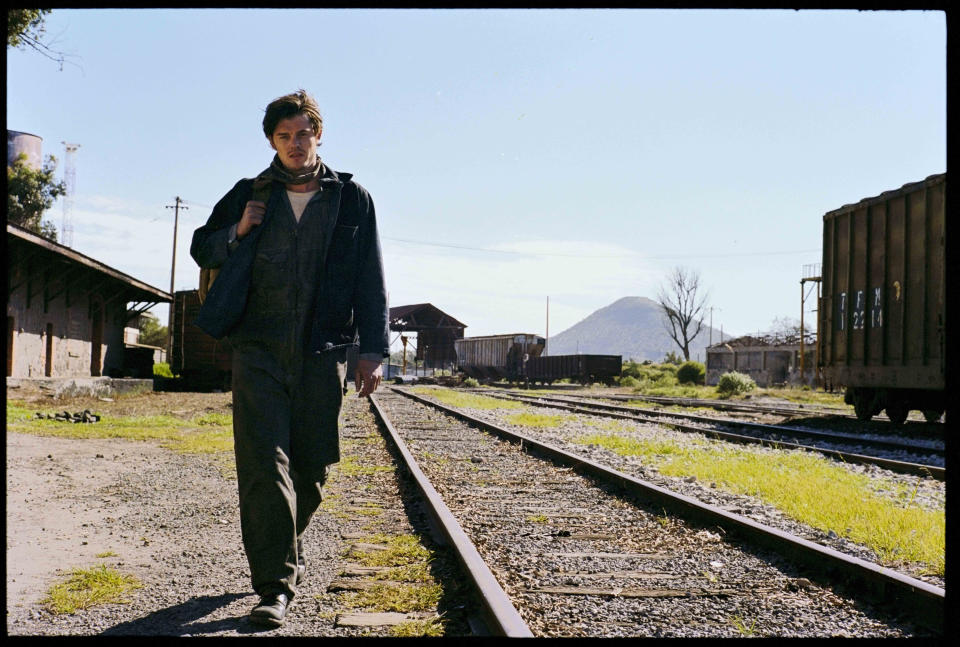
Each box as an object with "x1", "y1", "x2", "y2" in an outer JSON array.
[{"x1": 657, "y1": 266, "x2": 708, "y2": 361}]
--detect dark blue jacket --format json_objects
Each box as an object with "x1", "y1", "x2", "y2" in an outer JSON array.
[{"x1": 189, "y1": 167, "x2": 389, "y2": 359}]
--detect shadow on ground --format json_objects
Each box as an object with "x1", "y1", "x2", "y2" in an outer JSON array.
[{"x1": 99, "y1": 592, "x2": 277, "y2": 636}]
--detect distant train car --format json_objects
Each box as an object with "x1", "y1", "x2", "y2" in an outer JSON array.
[
  {"x1": 171, "y1": 290, "x2": 232, "y2": 391},
  {"x1": 818, "y1": 173, "x2": 945, "y2": 424},
  {"x1": 454, "y1": 333, "x2": 545, "y2": 381},
  {"x1": 526, "y1": 354, "x2": 622, "y2": 386}
]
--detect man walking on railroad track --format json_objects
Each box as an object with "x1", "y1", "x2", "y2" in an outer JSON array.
[{"x1": 190, "y1": 89, "x2": 389, "y2": 627}]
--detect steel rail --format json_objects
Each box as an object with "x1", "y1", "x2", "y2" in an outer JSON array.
[
  {"x1": 367, "y1": 392, "x2": 534, "y2": 638},
  {"x1": 391, "y1": 386, "x2": 944, "y2": 632},
  {"x1": 600, "y1": 392, "x2": 853, "y2": 418},
  {"x1": 492, "y1": 390, "x2": 940, "y2": 455},
  {"x1": 574, "y1": 391, "x2": 944, "y2": 428},
  {"x1": 490, "y1": 391, "x2": 945, "y2": 479}
]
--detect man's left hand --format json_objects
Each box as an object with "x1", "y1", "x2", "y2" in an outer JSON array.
[{"x1": 355, "y1": 359, "x2": 383, "y2": 397}]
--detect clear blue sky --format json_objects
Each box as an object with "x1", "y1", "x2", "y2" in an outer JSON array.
[{"x1": 7, "y1": 9, "x2": 946, "y2": 353}]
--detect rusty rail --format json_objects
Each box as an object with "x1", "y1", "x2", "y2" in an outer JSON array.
[
  {"x1": 391, "y1": 386, "x2": 944, "y2": 633},
  {"x1": 367, "y1": 392, "x2": 534, "y2": 637},
  {"x1": 488, "y1": 390, "x2": 944, "y2": 480}
]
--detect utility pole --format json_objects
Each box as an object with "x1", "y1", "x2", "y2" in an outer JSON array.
[
  {"x1": 165, "y1": 197, "x2": 188, "y2": 360},
  {"x1": 800, "y1": 264, "x2": 822, "y2": 387},
  {"x1": 545, "y1": 296, "x2": 549, "y2": 356}
]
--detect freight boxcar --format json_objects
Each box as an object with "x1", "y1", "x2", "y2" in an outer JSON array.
[
  {"x1": 454, "y1": 333, "x2": 545, "y2": 381},
  {"x1": 171, "y1": 290, "x2": 232, "y2": 391},
  {"x1": 526, "y1": 354, "x2": 622, "y2": 386},
  {"x1": 818, "y1": 173, "x2": 945, "y2": 424}
]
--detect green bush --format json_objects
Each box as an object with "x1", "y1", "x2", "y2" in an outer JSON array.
[
  {"x1": 717, "y1": 371, "x2": 756, "y2": 397},
  {"x1": 620, "y1": 361, "x2": 678, "y2": 389},
  {"x1": 677, "y1": 361, "x2": 706, "y2": 385},
  {"x1": 462, "y1": 377, "x2": 479, "y2": 388},
  {"x1": 153, "y1": 363, "x2": 173, "y2": 378},
  {"x1": 619, "y1": 375, "x2": 640, "y2": 388},
  {"x1": 663, "y1": 351, "x2": 684, "y2": 365}
]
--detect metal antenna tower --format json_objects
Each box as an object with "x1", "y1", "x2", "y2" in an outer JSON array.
[{"x1": 60, "y1": 142, "x2": 80, "y2": 247}]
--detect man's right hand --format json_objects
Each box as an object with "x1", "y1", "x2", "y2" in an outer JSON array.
[{"x1": 237, "y1": 200, "x2": 266, "y2": 239}]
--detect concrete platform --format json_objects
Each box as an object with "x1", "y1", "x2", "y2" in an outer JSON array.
[{"x1": 6, "y1": 377, "x2": 154, "y2": 399}]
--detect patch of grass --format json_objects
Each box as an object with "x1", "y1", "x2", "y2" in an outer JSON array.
[
  {"x1": 390, "y1": 615, "x2": 446, "y2": 637},
  {"x1": 576, "y1": 432, "x2": 709, "y2": 458},
  {"x1": 505, "y1": 412, "x2": 565, "y2": 428},
  {"x1": 420, "y1": 451, "x2": 449, "y2": 467},
  {"x1": 337, "y1": 455, "x2": 394, "y2": 477},
  {"x1": 341, "y1": 582, "x2": 443, "y2": 613},
  {"x1": 730, "y1": 615, "x2": 758, "y2": 637},
  {"x1": 42, "y1": 565, "x2": 141, "y2": 614},
  {"x1": 374, "y1": 562, "x2": 433, "y2": 583},
  {"x1": 640, "y1": 384, "x2": 713, "y2": 398},
  {"x1": 757, "y1": 387, "x2": 848, "y2": 407},
  {"x1": 583, "y1": 418, "x2": 630, "y2": 433},
  {"x1": 192, "y1": 412, "x2": 232, "y2": 426},
  {"x1": 354, "y1": 504, "x2": 383, "y2": 517},
  {"x1": 526, "y1": 514, "x2": 549, "y2": 523},
  {"x1": 571, "y1": 432, "x2": 944, "y2": 574},
  {"x1": 410, "y1": 387, "x2": 522, "y2": 410},
  {"x1": 7, "y1": 403, "x2": 234, "y2": 458},
  {"x1": 95, "y1": 551, "x2": 118, "y2": 558},
  {"x1": 353, "y1": 534, "x2": 432, "y2": 567}
]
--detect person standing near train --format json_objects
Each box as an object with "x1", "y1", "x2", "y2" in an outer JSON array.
[{"x1": 190, "y1": 89, "x2": 389, "y2": 627}]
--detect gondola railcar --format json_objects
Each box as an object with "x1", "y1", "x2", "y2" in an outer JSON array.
[
  {"x1": 454, "y1": 333, "x2": 545, "y2": 382},
  {"x1": 818, "y1": 173, "x2": 945, "y2": 424},
  {"x1": 526, "y1": 353, "x2": 622, "y2": 386}
]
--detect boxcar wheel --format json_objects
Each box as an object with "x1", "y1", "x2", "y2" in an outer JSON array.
[
  {"x1": 923, "y1": 409, "x2": 944, "y2": 423},
  {"x1": 884, "y1": 401, "x2": 909, "y2": 425},
  {"x1": 852, "y1": 390, "x2": 876, "y2": 422}
]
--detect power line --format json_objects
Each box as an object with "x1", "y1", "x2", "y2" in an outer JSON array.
[
  {"x1": 181, "y1": 199, "x2": 214, "y2": 210},
  {"x1": 382, "y1": 236, "x2": 819, "y2": 260}
]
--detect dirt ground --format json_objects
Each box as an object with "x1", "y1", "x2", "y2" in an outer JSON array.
[{"x1": 6, "y1": 388, "x2": 235, "y2": 608}]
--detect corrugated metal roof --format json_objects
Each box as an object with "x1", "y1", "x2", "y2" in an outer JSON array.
[
  {"x1": 389, "y1": 303, "x2": 467, "y2": 331},
  {"x1": 824, "y1": 172, "x2": 946, "y2": 218},
  {"x1": 7, "y1": 223, "x2": 171, "y2": 302}
]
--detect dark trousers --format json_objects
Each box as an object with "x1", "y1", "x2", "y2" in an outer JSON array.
[{"x1": 231, "y1": 343, "x2": 345, "y2": 598}]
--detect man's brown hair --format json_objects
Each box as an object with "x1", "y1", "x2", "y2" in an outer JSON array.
[{"x1": 262, "y1": 89, "x2": 323, "y2": 139}]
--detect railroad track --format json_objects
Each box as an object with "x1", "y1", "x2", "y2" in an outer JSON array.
[
  {"x1": 366, "y1": 387, "x2": 943, "y2": 637},
  {"x1": 493, "y1": 386, "x2": 945, "y2": 427},
  {"x1": 479, "y1": 390, "x2": 944, "y2": 480}
]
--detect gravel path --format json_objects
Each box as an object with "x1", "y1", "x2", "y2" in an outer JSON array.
[{"x1": 5, "y1": 394, "x2": 467, "y2": 637}]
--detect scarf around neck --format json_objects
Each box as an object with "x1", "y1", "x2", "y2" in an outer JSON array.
[{"x1": 253, "y1": 154, "x2": 323, "y2": 190}]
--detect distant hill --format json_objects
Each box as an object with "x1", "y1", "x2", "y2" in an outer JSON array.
[{"x1": 546, "y1": 296, "x2": 730, "y2": 363}]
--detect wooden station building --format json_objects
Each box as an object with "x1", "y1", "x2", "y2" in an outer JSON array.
[{"x1": 6, "y1": 223, "x2": 171, "y2": 379}]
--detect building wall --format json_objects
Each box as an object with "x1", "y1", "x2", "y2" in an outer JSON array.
[
  {"x1": 7, "y1": 284, "x2": 127, "y2": 378},
  {"x1": 706, "y1": 346, "x2": 816, "y2": 388}
]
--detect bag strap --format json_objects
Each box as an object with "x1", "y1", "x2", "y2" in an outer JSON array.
[
  {"x1": 337, "y1": 179, "x2": 360, "y2": 227},
  {"x1": 198, "y1": 179, "x2": 275, "y2": 304}
]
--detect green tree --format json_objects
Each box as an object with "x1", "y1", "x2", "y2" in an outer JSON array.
[
  {"x1": 7, "y1": 153, "x2": 65, "y2": 241},
  {"x1": 138, "y1": 313, "x2": 168, "y2": 347},
  {"x1": 8, "y1": 9, "x2": 74, "y2": 70},
  {"x1": 7, "y1": 9, "x2": 49, "y2": 48}
]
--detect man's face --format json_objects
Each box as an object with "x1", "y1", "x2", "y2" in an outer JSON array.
[{"x1": 269, "y1": 113, "x2": 320, "y2": 172}]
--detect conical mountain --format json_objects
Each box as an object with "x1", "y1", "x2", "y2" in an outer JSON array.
[{"x1": 546, "y1": 296, "x2": 727, "y2": 363}]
